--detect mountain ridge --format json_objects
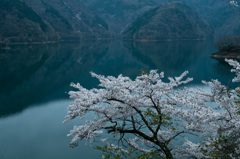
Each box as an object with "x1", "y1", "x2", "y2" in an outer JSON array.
[
  {"x1": 0, "y1": 0, "x2": 58, "y2": 43},
  {"x1": 80, "y1": 0, "x2": 239, "y2": 39},
  {"x1": 122, "y1": 2, "x2": 213, "y2": 41},
  {"x1": 0, "y1": 0, "x2": 112, "y2": 43}
]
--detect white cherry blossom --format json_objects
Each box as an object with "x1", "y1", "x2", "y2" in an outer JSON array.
[{"x1": 64, "y1": 59, "x2": 240, "y2": 158}]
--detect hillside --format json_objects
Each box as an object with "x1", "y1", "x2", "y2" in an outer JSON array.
[
  {"x1": 0, "y1": 0, "x2": 112, "y2": 43},
  {"x1": 0, "y1": 0, "x2": 58, "y2": 43},
  {"x1": 153, "y1": 0, "x2": 240, "y2": 39},
  {"x1": 80, "y1": 0, "x2": 239, "y2": 39},
  {"x1": 79, "y1": 0, "x2": 156, "y2": 34},
  {"x1": 21, "y1": 0, "x2": 112, "y2": 41},
  {"x1": 204, "y1": 5, "x2": 240, "y2": 39},
  {"x1": 122, "y1": 2, "x2": 213, "y2": 41},
  {"x1": 1, "y1": 0, "x2": 238, "y2": 42}
]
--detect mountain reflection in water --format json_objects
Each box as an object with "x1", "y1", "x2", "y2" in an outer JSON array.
[
  {"x1": 0, "y1": 41, "x2": 110, "y2": 117},
  {"x1": 0, "y1": 40, "x2": 235, "y2": 117},
  {"x1": 0, "y1": 40, "x2": 237, "y2": 159}
]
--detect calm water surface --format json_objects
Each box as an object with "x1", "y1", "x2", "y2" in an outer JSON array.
[{"x1": 0, "y1": 40, "x2": 235, "y2": 159}]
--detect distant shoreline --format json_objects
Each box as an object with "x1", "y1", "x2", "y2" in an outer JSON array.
[
  {"x1": 7, "y1": 41, "x2": 59, "y2": 45},
  {"x1": 1, "y1": 38, "x2": 114, "y2": 47},
  {"x1": 1, "y1": 38, "x2": 210, "y2": 46},
  {"x1": 209, "y1": 46, "x2": 240, "y2": 59},
  {"x1": 122, "y1": 38, "x2": 210, "y2": 42}
]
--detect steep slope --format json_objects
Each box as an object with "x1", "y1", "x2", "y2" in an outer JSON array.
[
  {"x1": 175, "y1": 0, "x2": 240, "y2": 39},
  {"x1": 0, "y1": 0, "x2": 112, "y2": 43},
  {"x1": 79, "y1": 0, "x2": 156, "y2": 34},
  {"x1": 0, "y1": 0, "x2": 58, "y2": 43},
  {"x1": 122, "y1": 2, "x2": 213, "y2": 41},
  {"x1": 153, "y1": 0, "x2": 240, "y2": 39},
  {"x1": 203, "y1": 5, "x2": 240, "y2": 38},
  {"x1": 81, "y1": 0, "x2": 239, "y2": 39},
  {"x1": 21, "y1": 0, "x2": 112, "y2": 41}
]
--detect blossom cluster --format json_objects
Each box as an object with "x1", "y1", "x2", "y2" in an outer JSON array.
[
  {"x1": 64, "y1": 59, "x2": 240, "y2": 158},
  {"x1": 230, "y1": 1, "x2": 239, "y2": 7}
]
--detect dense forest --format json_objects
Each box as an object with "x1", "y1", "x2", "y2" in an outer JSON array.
[
  {"x1": 0, "y1": 0, "x2": 112, "y2": 43},
  {"x1": 122, "y1": 2, "x2": 213, "y2": 40},
  {"x1": 80, "y1": 0, "x2": 240, "y2": 39},
  {"x1": 0, "y1": 0, "x2": 239, "y2": 42}
]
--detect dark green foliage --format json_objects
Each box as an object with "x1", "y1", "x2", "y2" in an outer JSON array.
[
  {"x1": 45, "y1": 8, "x2": 72, "y2": 29},
  {"x1": 123, "y1": 7, "x2": 159, "y2": 37},
  {"x1": 42, "y1": 2, "x2": 73, "y2": 30},
  {"x1": 37, "y1": 0, "x2": 111, "y2": 40},
  {"x1": 122, "y1": 2, "x2": 213, "y2": 40},
  {"x1": 95, "y1": 145, "x2": 129, "y2": 159},
  {"x1": 215, "y1": 35, "x2": 240, "y2": 51},
  {"x1": 82, "y1": 0, "x2": 156, "y2": 34},
  {"x1": 200, "y1": 87, "x2": 240, "y2": 158},
  {"x1": 203, "y1": 132, "x2": 239, "y2": 158},
  {"x1": 0, "y1": 0, "x2": 60, "y2": 43},
  {"x1": 0, "y1": 0, "x2": 47, "y2": 31},
  {"x1": 93, "y1": 16, "x2": 109, "y2": 30},
  {"x1": 95, "y1": 144, "x2": 163, "y2": 159},
  {"x1": 0, "y1": 0, "x2": 111, "y2": 43},
  {"x1": 80, "y1": 0, "x2": 240, "y2": 38}
]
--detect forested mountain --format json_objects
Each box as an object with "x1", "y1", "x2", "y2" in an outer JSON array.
[
  {"x1": 122, "y1": 2, "x2": 213, "y2": 40},
  {"x1": 203, "y1": 5, "x2": 240, "y2": 38},
  {"x1": 0, "y1": 0, "x2": 58, "y2": 43},
  {"x1": 79, "y1": 0, "x2": 156, "y2": 35},
  {"x1": 21, "y1": 0, "x2": 112, "y2": 41},
  {"x1": 0, "y1": 0, "x2": 112, "y2": 43},
  {"x1": 1, "y1": 0, "x2": 239, "y2": 42},
  {"x1": 80, "y1": 0, "x2": 240, "y2": 39},
  {"x1": 159, "y1": 0, "x2": 240, "y2": 38}
]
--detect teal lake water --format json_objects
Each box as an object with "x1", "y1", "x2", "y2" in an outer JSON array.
[{"x1": 0, "y1": 40, "x2": 236, "y2": 159}]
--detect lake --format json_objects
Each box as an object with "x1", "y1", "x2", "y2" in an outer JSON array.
[{"x1": 0, "y1": 40, "x2": 236, "y2": 159}]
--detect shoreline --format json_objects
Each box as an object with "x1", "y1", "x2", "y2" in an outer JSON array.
[
  {"x1": 0, "y1": 37, "x2": 212, "y2": 48},
  {"x1": 122, "y1": 38, "x2": 210, "y2": 42},
  {"x1": 209, "y1": 46, "x2": 240, "y2": 59},
  {"x1": 0, "y1": 38, "x2": 114, "y2": 47}
]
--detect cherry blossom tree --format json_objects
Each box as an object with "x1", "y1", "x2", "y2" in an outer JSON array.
[
  {"x1": 229, "y1": 0, "x2": 240, "y2": 7},
  {"x1": 64, "y1": 59, "x2": 240, "y2": 158}
]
